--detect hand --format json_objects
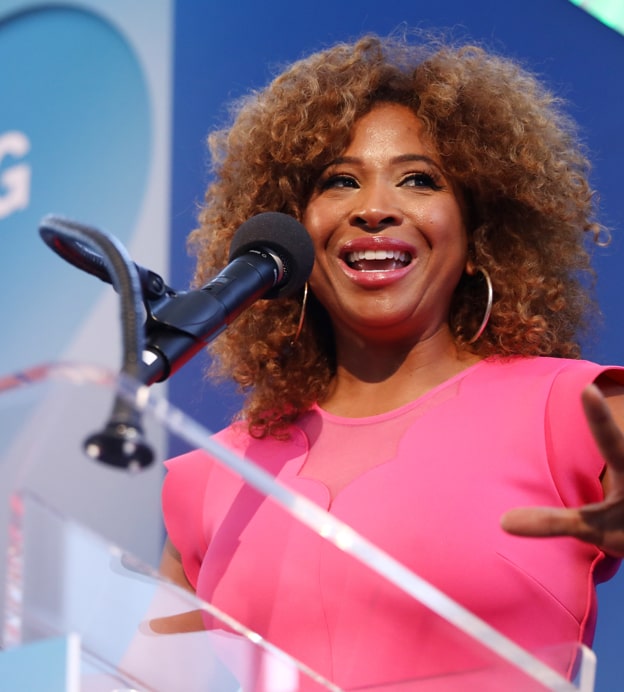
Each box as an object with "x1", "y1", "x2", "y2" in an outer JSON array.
[{"x1": 501, "y1": 383, "x2": 624, "y2": 557}]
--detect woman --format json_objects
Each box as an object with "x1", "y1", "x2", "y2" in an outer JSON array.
[{"x1": 160, "y1": 34, "x2": 624, "y2": 688}]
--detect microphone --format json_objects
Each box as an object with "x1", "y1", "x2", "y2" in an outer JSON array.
[{"x1": 142, "y1": 212, "x2": 314, "y2": 383}]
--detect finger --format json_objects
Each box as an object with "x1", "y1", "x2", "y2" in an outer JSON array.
[
  {"x1": 501, "y1": 506, "x2": 595, "y2": 540},
  {"x1": 502, "y1": 504, "x2": 624, "y2": 555},
  {"x1": 148, "y1": 609, "x2": 205, "y2": 634},
  {"x1": 582, "y1": 384, "x2": 624, "y2": 475}
]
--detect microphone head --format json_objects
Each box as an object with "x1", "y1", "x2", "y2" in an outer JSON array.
[{"x1": 228, "y1": 212, "x2": 314, "y2": 299}]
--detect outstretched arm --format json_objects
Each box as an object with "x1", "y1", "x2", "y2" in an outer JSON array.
[{"x1": 501, "y1": 380, "x2": 624, "y2": 558}]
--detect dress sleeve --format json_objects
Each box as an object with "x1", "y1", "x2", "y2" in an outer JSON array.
[
  {"x1": 546, "y1": 360, "x2": 624, "y2": 580},
  {"x1": 161, "y1": 424, "x2": 251, "y2": 588},
  {"x1": 545, "y1": 360, "x2": 624, "y2": 508},
  {"x1": 161, "y1": 449, "x2": 213, "y2": 589}
]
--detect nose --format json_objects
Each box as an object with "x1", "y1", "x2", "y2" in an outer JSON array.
[{"x1": 349, "y1": 184, "x2": 403, "y2": 232}]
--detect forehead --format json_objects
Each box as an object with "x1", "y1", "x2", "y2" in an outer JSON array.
[{"x1": 345, "y1": 103, "x2": 437, "y2": 159}]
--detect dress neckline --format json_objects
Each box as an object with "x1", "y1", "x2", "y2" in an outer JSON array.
[{"x1": 311, "y1": 358, "x2": 488, "y2": 425}]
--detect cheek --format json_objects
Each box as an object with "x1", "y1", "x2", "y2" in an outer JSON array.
[
  {"x1": 302, "y1": 199, "x2": 342, "y2": 246},
  {"x1": 301, "y1": 203, "x2": 321, "y2": 239},
  {"x1": 308, "y1": 259, "x2": 340, "y2": 314},
  {"x1": 423, "y1": 204, "x2": 467, "y2": 249},
  {"x1": 309, "y1": 260, "x2": 331, "y2": 296},
  {"x1": 302, "y1": 214, "x2": 337, "y2": 278}
]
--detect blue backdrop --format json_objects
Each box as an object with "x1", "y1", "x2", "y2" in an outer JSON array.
[{"x1": 169, "y1": 1, "x2": 624, "y2": 689}]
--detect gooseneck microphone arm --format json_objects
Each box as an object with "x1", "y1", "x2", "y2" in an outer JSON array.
[
  {"x1": 39, "y1": 215, "x2": 154, "y2": 469},
  {"x1": 39, "y1": 218, "x2": 171, "y2": 302},
  {"x1": 39, "y1": 211, "x2": 314, "y2": 469}
]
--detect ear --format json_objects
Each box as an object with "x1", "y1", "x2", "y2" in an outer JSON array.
[{"x1": 465, "y1": 258, "x2": 476, "y2": 276}]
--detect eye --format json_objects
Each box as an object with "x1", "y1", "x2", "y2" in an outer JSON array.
[
  {"x1": 319, "y1": 174, "x2": 359, "y2": 191},
  {"x1": 400, "y1": 172, "x2": 443, "y2": 191}
]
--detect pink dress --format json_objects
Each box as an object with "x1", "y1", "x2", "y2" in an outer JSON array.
[{"x1": 162, "y1": 357, "x2": 621, "y2": 689}]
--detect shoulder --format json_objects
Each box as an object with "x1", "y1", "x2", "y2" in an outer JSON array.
[
  {"x1": 477, "y1": 355, "x2": 624, "y2": 389},
  {"x1": 163, "y1": 418, "x2": 309, "y2": 485},
  {"x1": 163, "y1": 420, "x2": 257, "y2": 477},
  {"x1": 510, "y1": 356, "x2": 624, "y2": 431},
  {"x1": 474, "y1": 355, "x2": 624, "y2": 442},
  {"x1": 543, "y1": 357, "x2": 624, "y2": 410},
  {"x1": 161, "y1": 423, "x2": 249, "y2": 532}
]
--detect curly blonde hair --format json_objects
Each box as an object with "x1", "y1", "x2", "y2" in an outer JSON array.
[{"x1": 189, "y1": 33, "x2": 603, "y2": 437}]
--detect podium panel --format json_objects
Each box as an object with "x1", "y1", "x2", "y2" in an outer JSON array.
[
  {"x1": 0, "y1": 364, "x2": 597, "y2": 690},
  {"x1": 0, "y1": 634, "x2": 81, "y2": 691}
]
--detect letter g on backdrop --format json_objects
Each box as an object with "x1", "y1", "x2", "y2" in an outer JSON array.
[{"x1": 0, "y1": 131, "x2": 31, "y2": 220}]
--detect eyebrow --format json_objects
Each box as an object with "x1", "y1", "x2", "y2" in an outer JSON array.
[{"x1": 324, "y1": 154, "x2": 444, "y2": 172}]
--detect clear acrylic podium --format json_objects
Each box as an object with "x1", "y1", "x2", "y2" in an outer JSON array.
[{"x1": 0, "y1": 363, "x2": 597, "y2": 691}]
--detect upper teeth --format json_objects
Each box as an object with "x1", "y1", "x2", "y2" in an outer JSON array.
[{"x1": 346, "y1": 249, "x2": 411, "y2": 263}]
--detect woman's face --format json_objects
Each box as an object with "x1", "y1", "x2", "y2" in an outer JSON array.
[{"x1": 302, "y1": 102, "x2": 469, "y2": 347}]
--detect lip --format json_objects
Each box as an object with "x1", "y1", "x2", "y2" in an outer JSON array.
[
  {"x1": 340, "y1": 236, "x2": 416, "y2": 255},
  {"x1": 338, "y1": 236, "x2": 417, "y2": 287}
]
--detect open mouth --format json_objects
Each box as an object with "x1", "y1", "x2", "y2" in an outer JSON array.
[{"x1": 344, "y1": 249, "x2": 412, "y2": 272}]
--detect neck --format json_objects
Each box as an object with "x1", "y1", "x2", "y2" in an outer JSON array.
[{"x1": 320, "y1": 328, "x2": 481, "y2": 417}]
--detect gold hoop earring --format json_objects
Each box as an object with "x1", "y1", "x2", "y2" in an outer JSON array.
[
  {"x1": 467, "y1": 268, "x2": 493, "y2": 344},
  {"x1": 291, "y1": 282, "x2": 308, "y2": 345}
]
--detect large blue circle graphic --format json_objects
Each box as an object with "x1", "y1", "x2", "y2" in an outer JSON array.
[{"x1": 0, "y1": 6, "x2": 151, "y2": 371}]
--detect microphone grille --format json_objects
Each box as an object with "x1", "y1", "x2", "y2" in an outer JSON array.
[{"x1": 228, "y1": 212, "x2": 314, "y2": 299}]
